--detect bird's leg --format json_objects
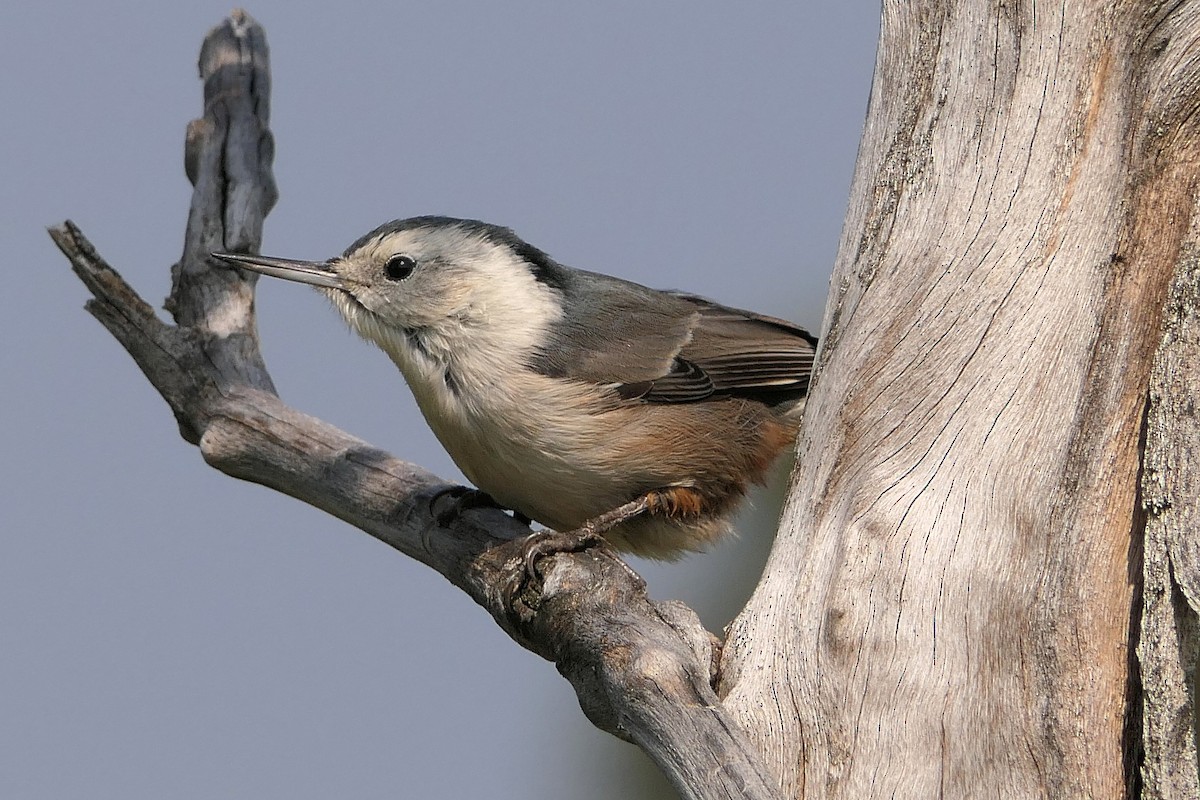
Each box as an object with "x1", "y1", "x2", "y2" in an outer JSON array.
[
  {"x1": 509, "y1": 486, "x2": 705, "y2": 602},
  {"x1": 517, "y1": 495, "x2": 652, "y2": 571}
]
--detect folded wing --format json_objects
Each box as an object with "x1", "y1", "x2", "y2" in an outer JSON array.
[{"x1": 528, "y1": 271, "x2": 816, "y2": 407}]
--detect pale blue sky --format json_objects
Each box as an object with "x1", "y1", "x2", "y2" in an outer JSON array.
[{"x1": 2, "y1": 3, "x2": 878, "y2": 797}]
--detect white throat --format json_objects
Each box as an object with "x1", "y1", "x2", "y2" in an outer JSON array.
[{"x1": 326, "y1": 252, "x2": 563, "y2": 414}]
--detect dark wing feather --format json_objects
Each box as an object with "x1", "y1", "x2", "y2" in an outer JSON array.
[
  {"x1": 619, "y1": 359, "x2": 715, "y2": 402},
  {"x1": 527, "y1": 268, "x2": 817, "y2": 406},
  {"x1": 639, "y1": 294, "x2": 816, "y2": 404}
]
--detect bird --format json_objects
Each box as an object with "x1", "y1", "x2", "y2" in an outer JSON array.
[{"x1": 213, "y1": 216, "x2": 816, "y2": 560}]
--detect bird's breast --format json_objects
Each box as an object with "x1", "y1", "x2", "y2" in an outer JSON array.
[{"x1": 383, "y1": 335, "x2": 622, "y2": 528}]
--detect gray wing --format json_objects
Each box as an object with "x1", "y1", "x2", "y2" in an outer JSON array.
[
  {"x1": 528, "y1": 270, "x2": 816, "y2": 405},
  {"x1": 628, "y1": 293, "x2": 817, "y2": 404}
]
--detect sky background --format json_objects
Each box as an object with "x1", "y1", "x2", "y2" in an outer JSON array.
[{"x1": 2, "y1": 3, "x2": 878, "y2": 798}]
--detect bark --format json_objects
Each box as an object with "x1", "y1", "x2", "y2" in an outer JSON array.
[
  {"x1": 1140, "y1": 239, "x2": 1200, "y2": 798},
  {"x1": 722, "y1": 2, "x2": 1200, "y2": 798},
  {"x1": 49, "y1": 13, "x2": 780, "y2": 800}
]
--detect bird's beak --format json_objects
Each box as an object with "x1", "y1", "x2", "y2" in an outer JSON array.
[{"x1": 211, "y1": 252, "x2": 345, "y2": 290}]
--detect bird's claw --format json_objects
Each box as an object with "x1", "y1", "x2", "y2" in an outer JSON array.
[
  {"x1": 522, "y1": 528, "x2": 606, "y2": 581},
  {"x1": 502, "y1": 494, "x2": 660, "y2": 609},
  {"x1": 502, "y1": 526, "x2": 606, "y2": 611},
  {"x1": 429, "y1": 485, "x2": 504, "y2": 527}
]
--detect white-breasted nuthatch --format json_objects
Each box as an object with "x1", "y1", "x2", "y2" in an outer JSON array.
[{"x1": 214, "y1": 217, "x2": 816, "y2": 559}]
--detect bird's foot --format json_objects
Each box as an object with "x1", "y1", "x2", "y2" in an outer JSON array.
[
  {"x1": 503, "y1": 495, "x2": 656, "y2": 609},
  {"x1": 502, "y1": 527, "x2": 608, "y2": 612},
  {"x1": 429, "y1": 485, "x2": 534, "y2": 529},
  {"x1": 517, "y1": 527, "x2": 607, "y2": 580},
  {"x1": 429, "y1": 485, "x2": 504, "y2": 527}
]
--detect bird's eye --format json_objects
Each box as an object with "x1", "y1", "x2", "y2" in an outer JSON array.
[{"x1": 384, "y1": 254, "x2": 417, "y2": 281}]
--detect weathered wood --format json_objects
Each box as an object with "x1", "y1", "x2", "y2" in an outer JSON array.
[
  {"x1": 722, "y1": 2, "x2": 1200, "y2": 797},
  {"x1": 50, "y1": 13, "x2": 782, "y2": 800}
]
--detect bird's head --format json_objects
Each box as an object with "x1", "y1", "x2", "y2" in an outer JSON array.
[{"x1": 214, "y1": 216, "x2": 566, "y2": 365}]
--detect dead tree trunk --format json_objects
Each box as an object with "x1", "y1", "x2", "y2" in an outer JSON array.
[
  {"x1": 51, "y1": 4, "x2": 1200, "y2": 799},
  {"x1": 721, "y1": 2, "x2": 1200, "y2": 798}
]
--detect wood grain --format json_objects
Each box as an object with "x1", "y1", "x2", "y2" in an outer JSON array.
[{"x1": 722, "y1": 2, "x2": 1200, "y2": 797}]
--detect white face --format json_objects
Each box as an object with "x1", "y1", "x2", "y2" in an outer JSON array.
[
  {"x1": 315, "y1": 222, "x2": 564, "y2": 373},
  {"x1": 329, "y1": 225, "x2": 512, "y2": 331}
]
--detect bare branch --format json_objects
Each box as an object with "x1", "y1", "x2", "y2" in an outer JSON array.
[{"x1": 49, "y1": 13, "x2": 782, "y2": 800}]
